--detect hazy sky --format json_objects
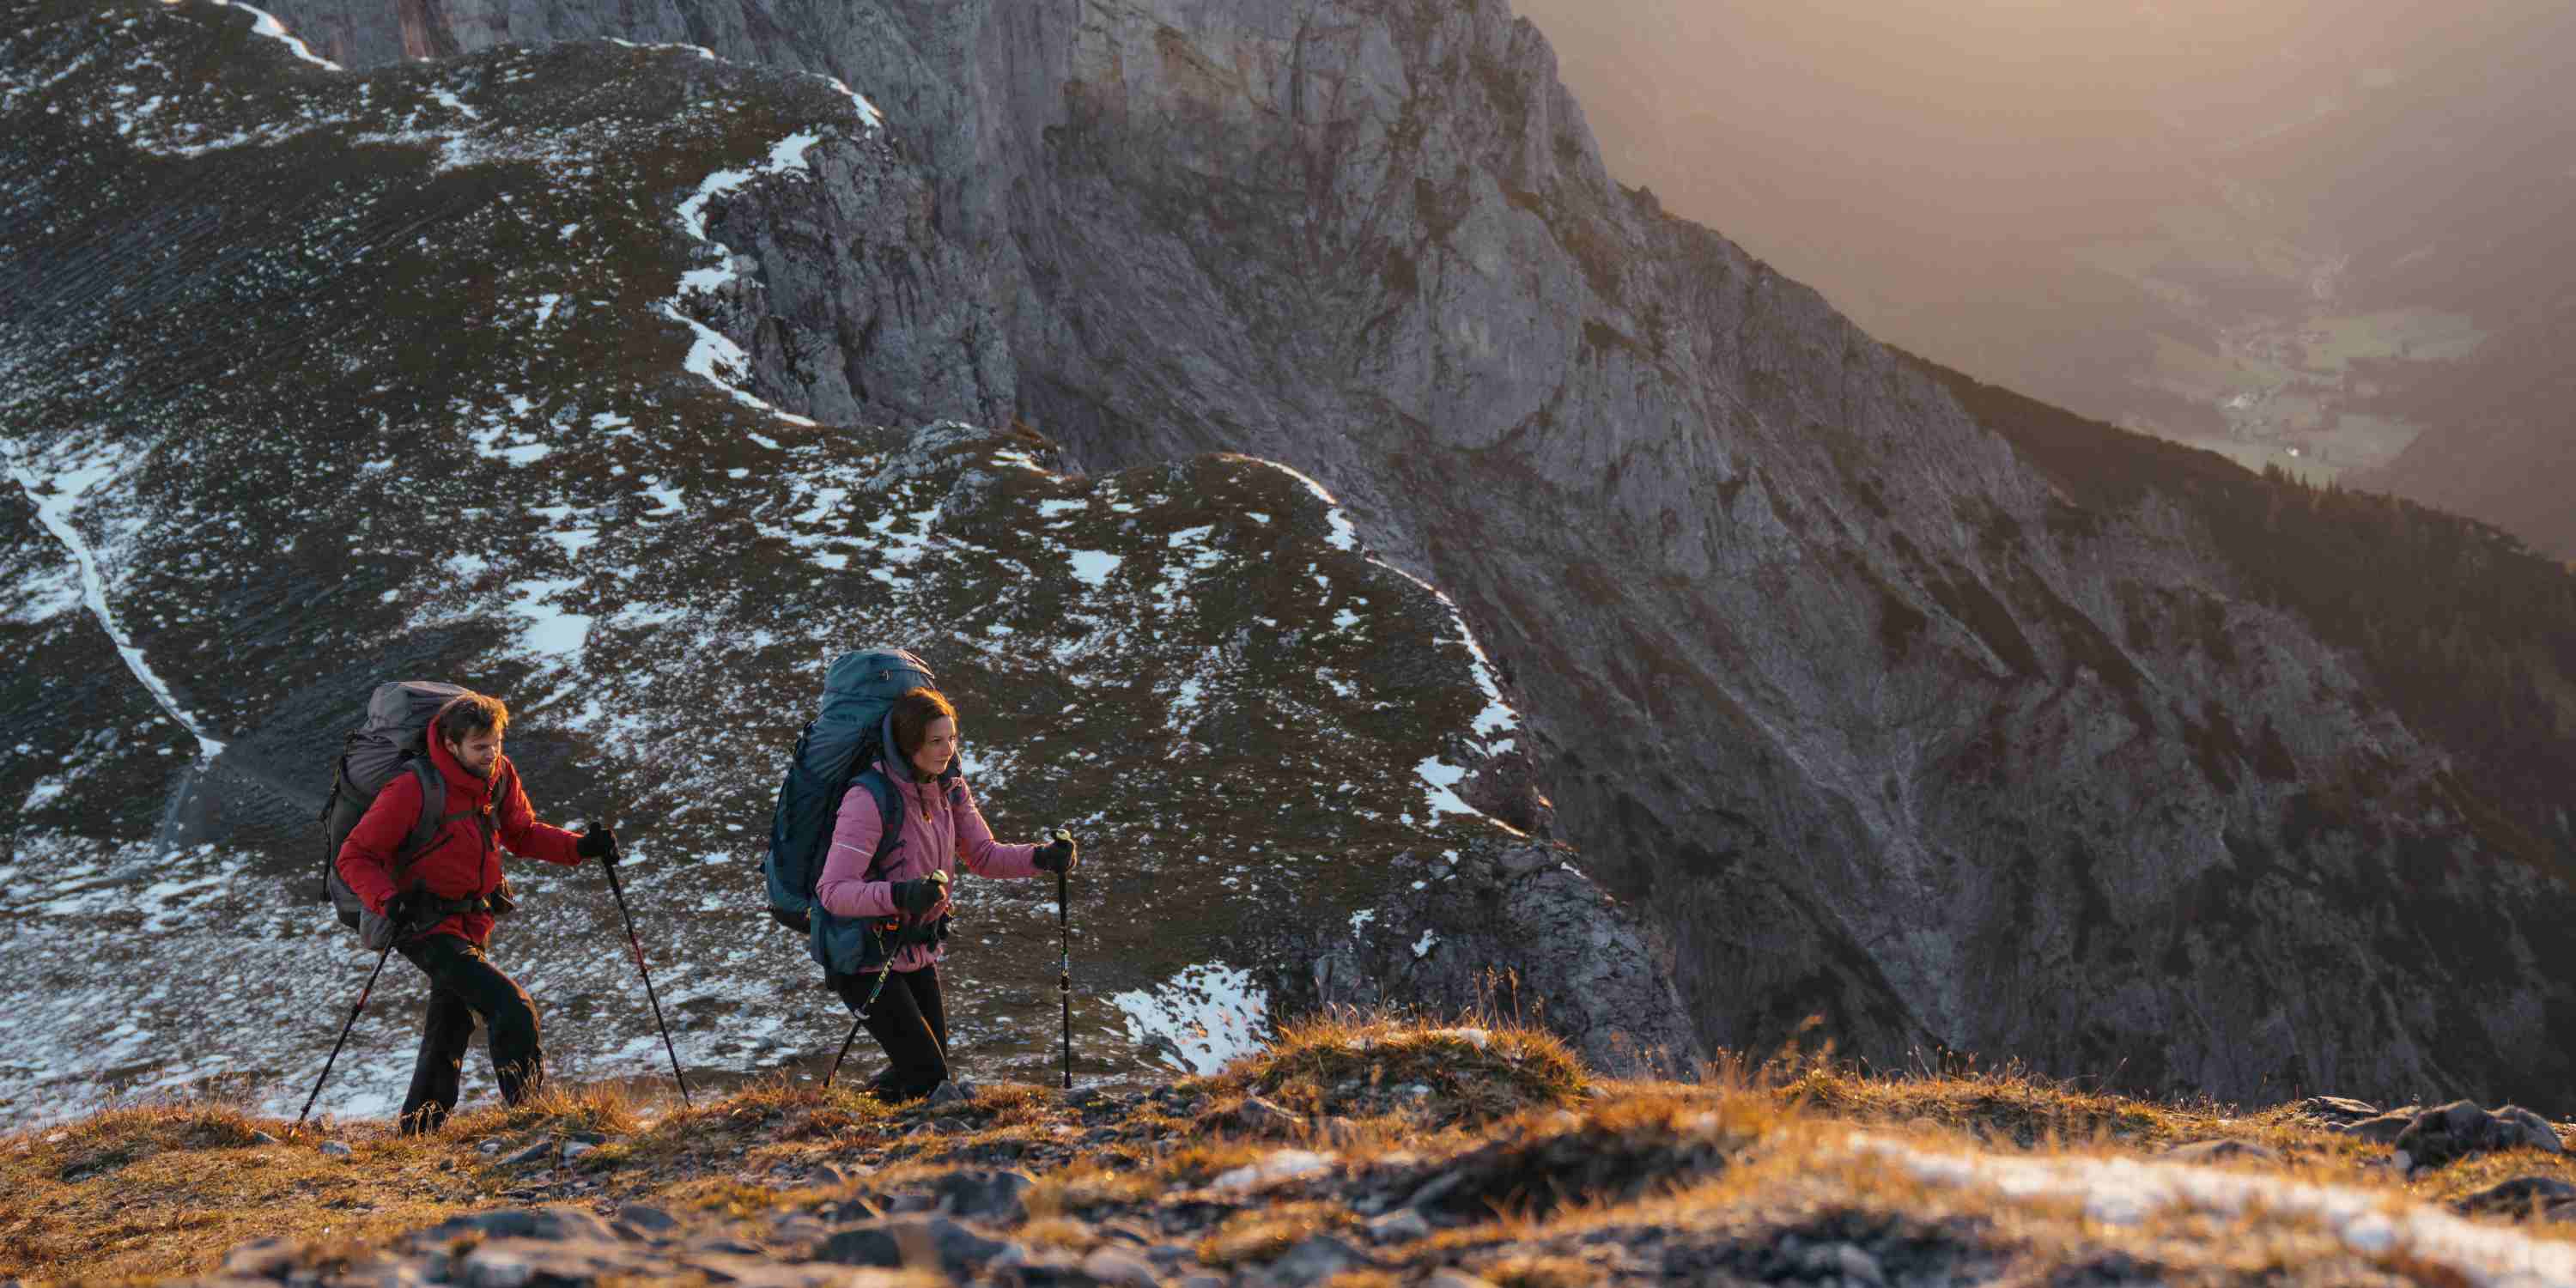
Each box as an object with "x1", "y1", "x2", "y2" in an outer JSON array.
[{"x1": 1503, "y1": 0, "x2": 2573, "y2": 419}]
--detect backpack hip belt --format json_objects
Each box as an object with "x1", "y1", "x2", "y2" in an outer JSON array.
[{"x1": 399, "y1": 880, "x2": 519, "y2": 929}]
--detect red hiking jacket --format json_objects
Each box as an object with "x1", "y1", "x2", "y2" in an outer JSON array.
[{"x1": 334, "y1": 734, "x2": 585, "y2": 944}]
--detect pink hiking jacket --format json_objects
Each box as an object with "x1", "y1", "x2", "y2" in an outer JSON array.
[{"x1": 815, "y1": 758, "x2": 1042, "y2": 972}]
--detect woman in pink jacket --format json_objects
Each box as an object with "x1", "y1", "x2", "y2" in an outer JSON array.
[{"x1": 817, "y1": 685, "x2": 1077, "y2": 1101}]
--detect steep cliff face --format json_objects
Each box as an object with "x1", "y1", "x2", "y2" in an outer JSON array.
[{"x1": 145, "y1": 0, "x2": 2576, "y2": 1109}]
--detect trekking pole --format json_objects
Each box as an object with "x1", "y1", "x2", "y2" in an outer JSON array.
[
  {"x1": 824, "y1": 924, "x2": 895, "y2": 1090},
  {"x1": 598, "y1": 850, "x2": 691, "y2": 1106},
  {"x1": 824, "y1": 1014, "x2": 866, "y2": 1088},
  {"x1": 1055, "y1": 829, "x2": 1073, "y2": 1091},
  {"x1": 298, "y1": 939, "x2": 394, "y2": 1129}
]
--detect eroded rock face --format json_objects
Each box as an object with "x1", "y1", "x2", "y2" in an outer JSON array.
[
  {"x1": 144, "y1": 0, "x2": 2576, "y2": 1109},
  {"x1": 691, "y1": 131, "x2": 1013, "y2": 431},
  {"x1": 1274, "y1": 836, "x2": 1701, "y2": 1078}
]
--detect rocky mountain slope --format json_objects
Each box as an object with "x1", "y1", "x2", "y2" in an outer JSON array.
[
  {"x1": 3, "y1": 1015, "x2": 2574, "y2": 1286},
  {"x1": 222, "y1": 0, "x2": 2576, "y2": 1110},
  {"x1": 0, "y1": 0, "x2": 1690, "y2": 1125}
]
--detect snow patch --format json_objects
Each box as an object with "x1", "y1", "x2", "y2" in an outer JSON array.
[
  {"x1": 212, "y1": 0, "x2": 341, "y2": 71},
  {"x1": 21, "y1": 777, "x2": 69, "y2": 811},
  {"x1": 1066, "y1": 550, "x2": 1121, "y2": 588},
  {"x1": 1111, "y1": 962, "x2": 1267, "y2": 1076},
  {"x1": 1414, "y1": 756, "x2": 1479, "y2": 817},
  {"x1": 2, "y1": 437, "x2": 228, "y2": 764},
  {"x1": 1210, "y1": 1151, "x2": 1334, "y2": 1194},
  {"x1": 428, "y1": 86, "x2": 478, "y2": 120},
  {"x1": 503, "y1": 577, "x2": 591, "y2": 658}
]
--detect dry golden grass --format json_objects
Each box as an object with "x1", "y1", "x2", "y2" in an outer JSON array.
[
  {"x1": 1024, "y1": 1161, "x2": 1158, "y2": 1217},
  {"x1": 1, "y1": 1099, "x2": 484, "y2": 1280},
  {"x1": 5, "y1": 1011, "x2": 2570, "y2": 1285},
  {"x1": 1224, "y1": 1006, "x2": 1588, "y2": 1128},
  {"x1": 1474, "y1": 1251, "x2": 1609, "y2": 1288},
  {"x1": 1194, "y1": 1201, "x2": 1357, "y2": 1267}
]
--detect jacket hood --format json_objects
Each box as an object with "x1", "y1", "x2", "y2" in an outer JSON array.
[
  {"x1": 874, "y1": 713, "x2": 962, "y2": 791},
  {"x1": 425, "y1": 730, "x2": 496, "y2": 804}
]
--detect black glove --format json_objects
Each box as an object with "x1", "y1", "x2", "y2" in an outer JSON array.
[
  {"x1": 890, "y1": 871, "x2": 950, "y2": 915},
  {"x1": 384, "y1": 889, "x2": 428, "y2": 927},
  {"x1": 1031, "y1": 829, "x2": 1078, "y2": 874},
  {"x1": 577, "y1": 823, "x2": 620, "y2": 865}
]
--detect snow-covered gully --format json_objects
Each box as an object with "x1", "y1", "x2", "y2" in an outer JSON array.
[{"x1": 3, "y1": 438, "x2": 228, "y2": 767}]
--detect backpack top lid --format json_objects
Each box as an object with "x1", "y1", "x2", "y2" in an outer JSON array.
[
  {"x1": 344, "y1": 680, "x2": 471, "y2": 794},
  {"x1": 823, "y1": 647, "x2": 934, "y2": 706},
  {"x1": 810, "y1": 647, "x2": 936, "y2": 762}
]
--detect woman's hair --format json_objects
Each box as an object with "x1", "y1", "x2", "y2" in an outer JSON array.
[
  {"x1": 434, "y1": 692, "x2": 509, "y2": 746},
  {"x1": 890, "y1": 686, "x2": 959, "y2": 757}
]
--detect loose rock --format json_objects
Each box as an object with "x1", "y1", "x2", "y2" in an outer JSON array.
[
  {"x1": 501, "y1": 1140, "x2": 556, "y2": 1167},
  {"x1": 1079, "y1": 1245, "x2": 1161, "y2": 1287},
  {"x1": 1366, "y1": 1208, "x2": 1431, "y2": 1242},
  {"x1": 616, "y1": 1203, "x2": 680, "y2": 1234},
  {"x1": 1266, "y1": 1233, "x2": 1364, "y2": 1285},
  {"x1": 1425, "y1": 1273, "x2": 1503, "y2": 1288},
  {"x1": 2340, "y1": 1114, "x2": 2417, "y2": 1145},
  {"x1": 2297, "y1": 1096, "x2": 2384, "y2": 1125},
  {"x1": 2455, "y1": 1176, "x2": 2576, "y2": 1218},
  {"x1": 2392, "y1": 1101, "x2": 2567, "y2": 1170},
  {"x1": 927, "y1": 1167, "x2": 1036, "y2": 1223},
  {"x1": 817, "y1": 1216, "x2": 1012, "y2": 1276},
  {"x1": 1234, "y1": 1095, "x2": 1307, "y2": 1137},
  {"x1": 219, "y1": 1237, "x2": 300, "y2": 1278},
  {"x1": 2163, "y1": 1139, "x2": 2281, "y2": 1164}
]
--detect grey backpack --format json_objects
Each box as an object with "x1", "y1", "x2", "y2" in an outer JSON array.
[{"x1": 314, "y1": 681, "x2": 490, "y2": 950}]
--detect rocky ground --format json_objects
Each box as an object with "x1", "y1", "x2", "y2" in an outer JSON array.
[{"x1": 3, "y1": 1014, "x2": 2572, "y2": 1287}]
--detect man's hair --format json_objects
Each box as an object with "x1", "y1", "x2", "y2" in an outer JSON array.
[
  {"x1": 434, "y1": 692, "x2": 510, "y2": 746},
  {"x1": 890, "y1": 686, "x2": 959, "y2": 759}
]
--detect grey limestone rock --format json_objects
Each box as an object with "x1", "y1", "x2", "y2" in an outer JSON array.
[
  {"x1": 1283, "y1": 835, "x2": 1700, "y2": 1078},
  {"x1": 2393, "y1": 1100, "x2": 2569, "y2": 1170},
  {"x1": 692, "y1": 131, "x2": 1013, "y2": 431}
]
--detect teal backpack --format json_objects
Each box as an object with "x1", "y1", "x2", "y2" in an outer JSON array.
[{"x1": 762, "y1": 647, "x2": 949, "y2": 973}]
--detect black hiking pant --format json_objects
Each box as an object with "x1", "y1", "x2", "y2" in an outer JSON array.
[
  {"x1": 830, "y1": 964, "x2": 948, "y2": 1100},
  {"x1": 396, "y1": 933, "x2": 544, "y2": 1133}
]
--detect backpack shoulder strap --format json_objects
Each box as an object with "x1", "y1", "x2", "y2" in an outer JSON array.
[
  {"x1": 390, "y1": 757, "x2": 463, "y2": 878},
  {"x1": 852, "y1": 768, "x2": 904, "y2": 879}
]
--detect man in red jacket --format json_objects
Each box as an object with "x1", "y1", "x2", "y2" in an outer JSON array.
[{"x1": 335, "y1": 692, "x2": 619, "y2": 1133}]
